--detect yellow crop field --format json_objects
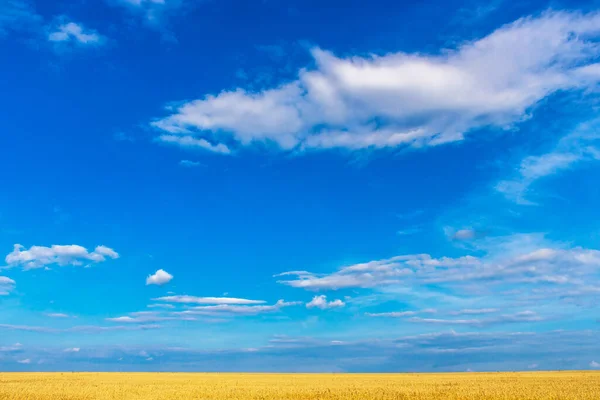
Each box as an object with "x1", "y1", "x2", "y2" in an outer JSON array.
[{"x1": 1, "y1": 371, "x2": 599, "y2": 400}]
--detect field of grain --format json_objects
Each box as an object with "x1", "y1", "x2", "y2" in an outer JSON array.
[{"x1": 1, "y1": 371, "x2": 598, "y2": 399}]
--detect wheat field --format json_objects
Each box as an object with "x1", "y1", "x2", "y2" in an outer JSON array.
[{"x1": 1, "y1": 371, "x2": 598, "y2": 399}]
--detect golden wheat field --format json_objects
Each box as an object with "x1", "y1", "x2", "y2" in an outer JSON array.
[{"x1": 1, "y1": 371, "x2": 599, "y2": 400}]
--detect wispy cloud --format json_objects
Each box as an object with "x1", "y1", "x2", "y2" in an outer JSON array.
[
  {"x1": 4, "y1": 244, "x2": 119, "y2": 270},
  {"x1": 156, "y1": 135, "x2": 231, "y2": 154},
  {"x1": 0, "y1": 323, "x2": 161, "y2": 333},
  {"x1": 0, "y1": 343, "x2": 23, "y2": 352},
  {"x1": 153, "y1": 295, "x2": 266, "y2": 305},
  {"x1": 109, "y1": 0, "x2": 186, "y2": 25},
  {"x1": 497, "y1": 120, "x2": 600, "y2": 204},
  {"x1": 0, "y1": 0, "x2": 42, "y2": 36},
  {"x1": 106, "y1": 311, "x2": 195, "y2": 323},
  {"x1": 366, "y1": 309, "x2": 436, "y2": 318},
  {"x1": 45, "y1": 313, "x2": 72, "y2": 318},
  {"x1": 448, "y1": 309, "x2": 498, "y2": 316},
  {"x1": 409, "y1": 311, "x2": 544, "y2": 327},
  {"x1": 19, "y1": 329, "x2": 599, "y2": 372},
  {"x1": 278, "y1": 235, "x2": 600, "y2": 291},
  {"x1": 174, "y1": 300, "x2": 300, "y2": 317},
  {"x1": 152, "y1": 11, "x2": 600, "y2": 155},
  {"x1": 48, "y1": 19, "x2": 105, "y2": 46},
  {"x1": 0, "y1": 276, "x2": 15, "y2": 295},
  {"x1": 114, "y1": 131, "x2": 135, "y2": 142},
  {"x1": 179, "y1": 160, "x2": 202, "y2": 167},
  {"x1": 147, "y1": 303, "x2": 175, "y2": 309},
  {"x1": 277, "y1": 233, "x2": 600, "y2": 316},
  {"x1": 64, "y1": 348, "x2": 80, "y2": 353},
  {"x1": 396, "y1": 227, "x2": 423, "y2": 236}
]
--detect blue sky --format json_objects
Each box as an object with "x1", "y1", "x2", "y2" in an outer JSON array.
[{"x1": 1, "y1": 0, "x2": 600, "y2": 372}]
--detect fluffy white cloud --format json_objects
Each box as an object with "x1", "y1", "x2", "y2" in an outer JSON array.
[
  {"x1": 153, "y1": 295, "x2": 265, "y2": 305},
  {"x1": 590, "y1": 361, "x2": 600, "y2": 368},
  {"x1": 145, "y1": 269, "x2": 173, "y2": 286},
  {"x1": 0, "y1": 276, "x2": 15, "y2": 295},
  {"x1": 17, "y1": 359, "x2": 31, "y2": 364},
  {"x1": 306, "y1": 295, "x2": 345, "y2": 309},
  {"x1": 5, "y1": 244, "x2": 119, "y2": 270},
  {"x1": 48, "y1": 20, "x2": 105, "y2": 46},
  {"x1": 497, "y1": 119, "x2": 600, "y2": 204},
  {"x1": 152, "y1": 11, "x2": 600, "y2": 154}
]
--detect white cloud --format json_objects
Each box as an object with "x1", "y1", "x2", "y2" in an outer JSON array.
[
  {"x1": 146, "y1": 269, "x2": 173, "y2": 285},
  {"x1": 448, "y1": 309, "x2": 498, "y2": 315},
  {"x1": 591, "y1": 361, "x2": 600, "y2": 368},
  {"x1": 17, "y1": 359, "x2": 31, "y2": 364},
  {"x1": 497, "y1": 119, "x2": 600, "y2": 204},
  {"x1": 278, "y1": 236, "x2": 600, "y2": 291},
  {"x1": 147, "y1": 303, "x2": 175, "y2": 309},
  {"x1": 5, "y1": 244, "x2": 119, "y2": 270},
  {"x1": 528, "y1": 363, "x2": 539, "y2": 369},
  {"x1": 94, "y1": 245, "x2": 120, "y2": 259},
  {"x1": 396, "y1": 227, "x2": 422, "y2": 236},
  {"x1": 179, "y1": 160, "x2": 202, "y2": 167},
  {"x1": 0, "y1": 276, "x2": 15, "y2": 295},
  {"x1": 0, "y1": 323, "x2": 161, "y2": 333},
  {"x1": 408, "y1": 311, "x2": 543, "y2": 327},
  {"x1": 174, "y1": 300, "x2": 300, "y2": 316},
  {"x1": 48, "y1": 20, "x2": 105, "y2": 46},
  {"x1": 152, "y1": 11, "x2": 600, "y2": 155},
  {"x1": 157, "y1": 135, "x2": 231, "y2": 154},
  {"x1": 0, "y1": 343, "x2": 22, "y2": 352},
  {"x1": 277, "y1": 233, "x2": 600, "y2": 312},
  {"x1": 306, "y1": 295, "x2": 345, "y2": 309},
  {"x1": 153, "y1": 295, "x2": 265, "y2": 305},
  {"x1": 366, "y1": 311, "x2": 417, "y2": 317},
  {"x1": 106, "y1": 313, "x2": 195, "y2": 323},
  {"x1": 451, "y1": 229, "x2": 477, "y2": 241},
  {"x1": 366, "y1": 309, "x2": 436, "y2": 317},
  {"x1": 64, "y1": 348, "x2": 80, "y2": 353},
  {"x1": 45, "y1": 313, "x2": 70, "y2": 318}
]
